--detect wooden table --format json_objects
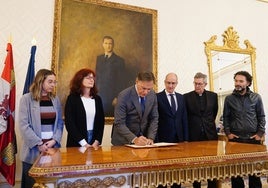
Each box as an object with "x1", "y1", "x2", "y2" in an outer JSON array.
[{"x1": 29, "y1": 141, "x2": 268, "y2": 188}]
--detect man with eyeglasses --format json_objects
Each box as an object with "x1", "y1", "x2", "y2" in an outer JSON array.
[
  {"x1": 111, "y1": 71, "x2": 158, "y2": 146},
  {"x1": 156, "y1": 73, "x2": 188, "y2": 144},
  {"x1": 184, "y1": 72, "x2": 218, "y2": 188}
]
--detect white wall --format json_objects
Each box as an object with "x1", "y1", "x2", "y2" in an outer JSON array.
[{"x1": 1, "y1": 0, "x2": 268, "y2": 183}]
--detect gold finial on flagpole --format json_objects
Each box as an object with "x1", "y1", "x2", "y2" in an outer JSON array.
[
  {"x1": 31, "y1": 37, "x2": 37, "y2": 45},
  {"x1": 8, "y1": 34, "x2": 12, "y2": 43}
]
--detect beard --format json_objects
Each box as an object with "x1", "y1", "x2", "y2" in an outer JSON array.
[{"x1": 234, "y1": 85, "x2": 246, "y2": 93}]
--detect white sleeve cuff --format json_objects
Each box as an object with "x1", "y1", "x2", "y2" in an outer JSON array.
[{"x1": 79, "y1": 139, "x2": 88, "y2": 147}]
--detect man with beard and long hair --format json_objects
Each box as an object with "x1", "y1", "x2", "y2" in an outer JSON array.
[{"x1": 223, "y1": 71, "x2": 266, "y2": 188}]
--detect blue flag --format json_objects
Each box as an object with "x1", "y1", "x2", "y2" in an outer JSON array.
[{"x1": 23, "y1": 45, "x2": 36, "y2": 94}]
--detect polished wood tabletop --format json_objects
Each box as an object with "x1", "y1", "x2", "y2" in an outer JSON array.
[{"x1": 29, "y1": 140, "x2": 268, "y2": 178}]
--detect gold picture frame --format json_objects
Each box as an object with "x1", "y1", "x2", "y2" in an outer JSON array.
[{"x1": 51, "y1": 0, "x2": 158, "y2": 124}]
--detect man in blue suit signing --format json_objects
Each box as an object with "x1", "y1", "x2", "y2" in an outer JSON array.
[
  {"x1": 111, "y1": 71, "x2": 158, "y2": 146},
  {"x1": 156, "y1": 73, "x2": 188, "y2": 143}
]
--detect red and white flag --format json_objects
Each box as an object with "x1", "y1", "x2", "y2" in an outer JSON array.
[{"x1": 0, "y1": 43, "x2": 16, "y2": 186}]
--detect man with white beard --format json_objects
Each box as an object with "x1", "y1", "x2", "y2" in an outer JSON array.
[{"x1": 223, "y1": 71, "x2": 266, "y2": 188}]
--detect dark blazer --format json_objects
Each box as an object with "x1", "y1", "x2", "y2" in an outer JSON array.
[
  {"x1": 156, "y1": 90, "x2": 188, "y2": 143},
  {"x1": 95, "y1": 52, "x2": 126, "y2": 117},
  {"x1": 65, "y1": 94, "x2": 105, "y2": 147},
  {"x1": 111, "y1": 85, "x2": 159, "y2": 146},
  {"x1": 184, "y1": 90, "x2": 218, "y2": 141}
]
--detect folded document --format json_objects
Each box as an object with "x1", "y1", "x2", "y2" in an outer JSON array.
[{"x1": 125, "y1": 142, "x2": 178, "y2": 148}]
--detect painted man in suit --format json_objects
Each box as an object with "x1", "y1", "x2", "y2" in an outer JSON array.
[
  {"x1": 156, "y1": 73, "x2": 188, "y2": 143},
  {"x1": 184, "y1": 72, "x2": 218, "y2": 188},
  {"x1": 111, "y1": 71, "x2": 158, "y2": 146},
  {"x1": 95, "y1": 36, "x2": 126, "y2": 117}
]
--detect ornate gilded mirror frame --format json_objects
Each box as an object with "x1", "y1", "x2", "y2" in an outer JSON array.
[{"x1": 204, "y1": 26, "x2": 257, "y2": 92}]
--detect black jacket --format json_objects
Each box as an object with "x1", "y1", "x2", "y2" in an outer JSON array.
[
  {"x1": 156, "y1": 90, "x2": 188, "y2": 142},
  {"x1": 184, "y1": 90, "x2": 218, "y2": 141},
  {"x1": 65, "y1": 94, "x2": 105, "y2": 147},
  {"x1": 223, "y1": 88, "x2": 266, "y2": 138}
]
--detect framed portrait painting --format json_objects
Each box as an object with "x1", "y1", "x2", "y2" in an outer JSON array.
[{"x1": 52, "y1": 0, "x2": 158, "y2": 124}]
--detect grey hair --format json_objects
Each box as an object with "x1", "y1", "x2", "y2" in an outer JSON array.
[{"x1": 194, "y1": 72, "x2": 207, "y2": 84}]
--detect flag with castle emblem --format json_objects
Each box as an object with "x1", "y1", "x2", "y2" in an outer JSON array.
[{"x1": 0, "y1": 43, "x2": 16, "y2": 186}]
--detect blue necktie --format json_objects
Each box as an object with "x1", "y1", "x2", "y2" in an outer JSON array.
[
  {"x1": 140, "y1": 97, "x2": 145, "y2": 116},
  {"x1": 169, "y1": 94, "x2": 176, "y2": 114}
]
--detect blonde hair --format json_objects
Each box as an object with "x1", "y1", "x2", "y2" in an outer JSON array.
[{"x1": 29, "y1": 69, "x2": 56, "y2": 101}]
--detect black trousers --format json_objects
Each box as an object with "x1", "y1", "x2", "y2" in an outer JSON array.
[
  {"x1": 229, "y1": 137, "x2": 261, "y2": 145},
  {"x1": 229, "y1": 137, "x2": 262, "y2": 188},
  {"x1": 21, "y1": 162, "x2": 35, "y2": 188},
  {"x1": 157, "y1": 183, "x2": 181, "y2": 188},
  {"x1": 193, "y1": 179, "x2": 217, "y2": 188},
  {"x1": 231, "y1": 175, "x2": 262, "y2": 188}
]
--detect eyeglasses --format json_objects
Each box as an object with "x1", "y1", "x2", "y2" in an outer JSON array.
[
  {"x1": 137, "y1": 84, "x2": 152, "y2": 92},
  {"x1": 138, "y1": 85, "x2": 151, "y2": 92},
  {"x1": 84, "y1": 76, "x2": 95, "y2": 80},
  {"x1": 47, "y1": 80, "x2": 57, "y2": 85},
  {"x1": 193, "y1": 82, "x2": 205, "y2": 86}
]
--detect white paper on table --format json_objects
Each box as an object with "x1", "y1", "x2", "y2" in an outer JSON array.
[{"x1": 125, "y1": 142, "x2": 178, "y2": 148}]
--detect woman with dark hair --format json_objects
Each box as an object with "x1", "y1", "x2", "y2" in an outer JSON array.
[
  {"x1": 19, "y1": 69, "x2": 64, "y2": 188},
  {"x1": 65, "y1": 68, "x2": 104, "y2": 148}
]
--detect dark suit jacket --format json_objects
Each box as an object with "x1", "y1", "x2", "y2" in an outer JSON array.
[
  {"x1": 64, "y1": 94, "x2": 105, "y2": 147},
  {"x1": 95, "y1": 52, "x2": 126, "y2": 117},
  {"x1": 156, "y1": 90, "x2": 188, "y2": 143},
  {"x1": 184, "y1": 90, "x2": 218, "y2": 141},
  {"x1": 111, "y1": 85, "x2": 159, "y2": 146}
]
